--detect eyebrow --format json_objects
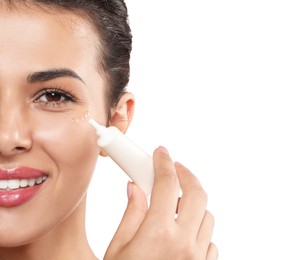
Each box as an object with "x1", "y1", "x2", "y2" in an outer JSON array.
[{"x1": 27, "y1": 68, "x2": 85, "y2": 84}]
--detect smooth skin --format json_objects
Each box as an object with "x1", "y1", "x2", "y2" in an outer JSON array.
[{"x1": 0, "y1": 3, "x2": 217, "y2": 260}]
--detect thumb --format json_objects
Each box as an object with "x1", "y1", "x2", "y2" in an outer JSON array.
[{"x1": 106, "y1": 182, "x2": 148, "y2": 251}]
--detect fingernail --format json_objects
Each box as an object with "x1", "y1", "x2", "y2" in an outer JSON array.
[
  {"x1": 157, "y1": 146, "x2": 169, "y2": 155},
  {"x1": 175, "y1": 161, "x2": 183, "y2": 166},
  {"x1": 127, "y1": 181, "x2": 133, "y2": 199}
]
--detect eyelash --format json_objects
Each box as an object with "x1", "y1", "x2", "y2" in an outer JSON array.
[{"x1": 34, "y1": 88, "x2": 77, "y2": 108}]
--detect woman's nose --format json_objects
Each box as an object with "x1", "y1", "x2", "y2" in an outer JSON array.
[{"x1": 0, "y1": 111, "x2": 32, "y2": 157}]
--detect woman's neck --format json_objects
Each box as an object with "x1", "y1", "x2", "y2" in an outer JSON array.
[{"x1": 0, "y1": 197, "x2": 97, "y2": 260}]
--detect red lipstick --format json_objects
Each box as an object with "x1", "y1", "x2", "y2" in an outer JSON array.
[{"x1": 0, "y1": 167, "x2": 48, "y2": 207}]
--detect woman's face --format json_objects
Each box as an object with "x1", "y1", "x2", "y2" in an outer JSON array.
[{"x1": 0, "y1": 5, "x2": 107, "y2": 246}]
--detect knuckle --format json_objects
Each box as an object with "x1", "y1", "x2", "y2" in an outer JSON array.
[
  {"x1": 147, "y1": 228, "x2": 199, "y2": 260},
  {"x1": 130, "y1": 203, "x2": 148, "y2": 217},
  {"x1": 158, "y1": 168, "x2": 179, "y2": 186},
  {"x1": 190, "y1": 187, "x2": 208, "y2": 204},
  {"x1": 128, "y1": 198, "x2": 148, "y2": 216},
  {"x1": 205, "y1": 210, "x2": 215, "y2": 226},
  {"x1": 176, "y1": 241, "x2": 196, "y2": 260},
  {"x1": 199, "y1": 188, "x2": 208, "y2": 202},
  {"x1": 146, "y1": 222, "x2": 176, "y2": 242},
  {"x1": 156, "y1": 225, "x2": 175, "y2": 241},
  {"x1": 201, "y1": 211, "x2": 215, "y2": 235}
]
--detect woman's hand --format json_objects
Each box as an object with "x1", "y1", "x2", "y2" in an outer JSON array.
[{"x1": 104, "y1": 146, "x2": 218, "y2": 260}]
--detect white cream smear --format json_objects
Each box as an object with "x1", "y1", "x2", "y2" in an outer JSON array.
[{"x1": 71, "y1": 108, "x2": 91, "y2": 123}]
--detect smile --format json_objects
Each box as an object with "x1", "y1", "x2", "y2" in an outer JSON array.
[
  {"x1": 0, "y1": 167, "x2": 49, "y2": 207},
  {"x1": 0, "y1": 176, "x2": 48, "y2": 190}
]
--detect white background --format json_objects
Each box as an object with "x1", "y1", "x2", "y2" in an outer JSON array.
[{"x1": 87, "y1": 1, "x2": 296, "y2": 259}]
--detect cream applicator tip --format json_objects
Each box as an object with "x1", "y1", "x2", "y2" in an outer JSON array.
[{"x1": 88, "y1": 119, "x2": 106, "y2": 133}]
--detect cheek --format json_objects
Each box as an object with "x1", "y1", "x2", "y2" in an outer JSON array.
[
  {"x1": 0, "y1": 114, "x2": 102, "y2": 247},
  {"x1": 33, "y1": 114, "x2": 100, "y2": 176},
  {"x1": 32, "y1": 114, "x2": 100, "y2": 224}
]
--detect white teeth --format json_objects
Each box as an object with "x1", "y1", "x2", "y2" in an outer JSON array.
[
  {"x1": 0, "y1": 180, "x2": 8, "y2": 189},
  {"x1": 0, "y1": 176, "x2": 48, "y2": 190},
  {"x1": 28, "y1": 179, "x2": 35, "y2": 187},
  {"x1": 20, "y1": 179, "x2": 29, "y2": 188},
  {"x1": 36, "y1": 177, "x2": 43, "y2": 184},
  {"x1": 8, "y1": 180, "x2": 20, "y2": 189}
]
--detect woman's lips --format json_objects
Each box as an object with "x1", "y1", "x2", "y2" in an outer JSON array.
[{"x1": 0, "y1": 167, "x2": 48, "y2": 207}]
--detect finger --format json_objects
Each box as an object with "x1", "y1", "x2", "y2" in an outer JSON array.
[
  {"x1": 206, "y1": 243, "x2": 219, "y2": 260},
  {"x1": 107, "y1": 182, "x2": 148, "y2": 251},
  {"x1": 148, "y1": 146, "x2": 180, "y2": 220},
  {"x1": 175, "y1": 162, "x2": 208, "y2": 233},
  {"x1": 196, "y1": 211, "x2": 215, "y2": 250}
]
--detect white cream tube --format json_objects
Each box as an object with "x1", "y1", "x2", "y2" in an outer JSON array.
[{"x1": 89, "y1": 119, "x2": 154, "y2": 196}]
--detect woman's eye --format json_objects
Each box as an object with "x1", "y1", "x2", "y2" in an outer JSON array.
[
  {"x1": 39, "y1": 92, "x2": 66, "y2": 102},
  {"x1": 34, "y1": 89, "x2": 76, "y2": 108}
]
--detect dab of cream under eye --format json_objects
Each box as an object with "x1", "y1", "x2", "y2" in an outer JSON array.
[{"x1": 71, "y1": 109, "x2": 91, "y2": 123}]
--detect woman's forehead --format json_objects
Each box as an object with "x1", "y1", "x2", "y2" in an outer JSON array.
[
  {"x1": 0, "y1": 3, "x2": 96, "y2": 37},
  {"x1": 0, "y1": 7, "x2": 99, "y2": 69}
]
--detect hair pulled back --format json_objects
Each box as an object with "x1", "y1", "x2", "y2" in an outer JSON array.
[{"x1": 5, "y1": 0, "x2": 132, "y2": 109}]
